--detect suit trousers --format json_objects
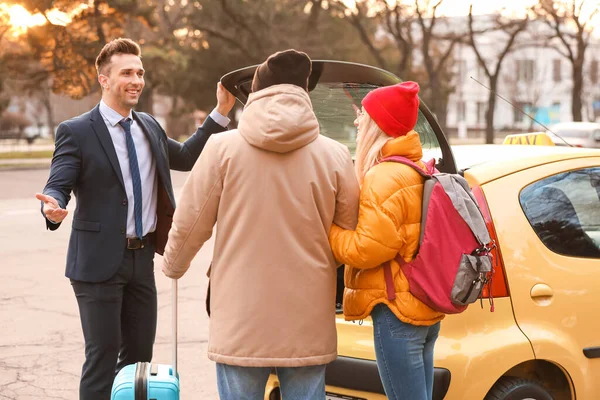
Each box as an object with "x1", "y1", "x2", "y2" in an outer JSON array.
[{"x1": 71, "y1": 243, "x2": 157, "y2": 400}]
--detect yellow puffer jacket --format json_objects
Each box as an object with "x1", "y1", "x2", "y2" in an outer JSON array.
[{"x1": 329, "y1": 131, "x2": 445, "y2": 326}]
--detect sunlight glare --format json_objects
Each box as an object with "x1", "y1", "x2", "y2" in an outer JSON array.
[
  {"x1": 0, "y1": 4, "x2": 75, "y2": 37},
  {"x1": 2, "y1": 4, "x2": 45, "y2": 36}
]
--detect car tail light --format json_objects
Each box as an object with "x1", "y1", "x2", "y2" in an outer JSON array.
[{"x1": 471, "y1": 185, "x2": 510, "y2": 299}]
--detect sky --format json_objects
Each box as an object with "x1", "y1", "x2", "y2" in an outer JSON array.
[
  {"x1": 435, "y1": 0, "x2": 539, "y2": 17},
  {"x1": 342, "y1": 0, "x2": 599, "y2": 20},
  {"x1": 2, "y1": 0, "x2": 600, "y2": 37},
  {"x1": 335, "y1": 0, "x2": 600, "y2": 30},
  {"x1": 0, "y1": 3, "x2": 73, "y2": 36}
]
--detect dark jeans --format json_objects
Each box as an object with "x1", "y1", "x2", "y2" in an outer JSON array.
[
  {"x1": 71, "y1": 244, "x2": 157, "y2": 400},
  {"x1": 371, "y1": 304, "x2": 441, "y2": 400}
]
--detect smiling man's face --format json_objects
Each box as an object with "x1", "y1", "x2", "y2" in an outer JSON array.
[{"x1": 99, "y1": 53, "x2": 144, "y2": 116}]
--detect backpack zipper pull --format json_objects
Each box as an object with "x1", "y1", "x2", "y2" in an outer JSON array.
[{"x1": 488, "y1": 266, "x2": 495, "y2": 312}]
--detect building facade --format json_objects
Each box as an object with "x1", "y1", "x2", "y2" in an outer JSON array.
[{"x1": 446, "y1": 16, "x2": 600, "y2": 137}]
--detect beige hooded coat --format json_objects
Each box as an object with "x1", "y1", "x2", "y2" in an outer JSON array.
[{"x1": 162, "y1": 84, "x2": 359, "y2": 367}]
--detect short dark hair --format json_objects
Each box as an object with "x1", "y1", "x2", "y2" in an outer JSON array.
[{"x1": 95, "y1": 38, "x2": 141, "y2": 75}]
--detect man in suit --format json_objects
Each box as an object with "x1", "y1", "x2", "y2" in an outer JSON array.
[{"x1": 35, "y1": 38, "x2": 235, "y2": 400}]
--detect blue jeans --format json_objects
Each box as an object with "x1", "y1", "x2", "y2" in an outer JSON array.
[
  {"x1": 371, "y1": 304, "x2": 441, "y2": 400},
  {"x1": 216, "y1": 363, "x2": 326, "y2": 400}
]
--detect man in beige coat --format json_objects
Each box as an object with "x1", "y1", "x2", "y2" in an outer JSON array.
[{"x1": 162, "y1": 49, "x2": 359, "y2": 399}]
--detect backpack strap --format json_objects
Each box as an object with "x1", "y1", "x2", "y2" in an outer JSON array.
[
  {"x1": 378, "y1": 156, "x2": 435, "y2": 301},
  {"x1": 379, "y1": 156, "x2": 434, "y2": 177},
  {"x1": 383, "y1": 261, "x2": 396, "y2": 300},
  {"x1": 383, "y1": 254, "x2": 409, "y2": 301}
]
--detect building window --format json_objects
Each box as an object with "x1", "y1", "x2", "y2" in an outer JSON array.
[
  {"x1": 457, "y1": 60, "x2": 467, "y2": 84},
  {"x1": 553, "y1": 59, "x2": 561, "y2": 82},
  {"x1": 517, "y1": 60, "x2": 535, "y2": 82},
  {"x1": 520, "y1": 168, "x2": 600, "y2": 258},
  {"x1": 591, "y1": 59, "x2": 599, "y2": 84},
  {"x1": 457, "y1": 100, "x2": 466, "y2": 120},
  {"x1": 477, "y1": 101, "x2": 487, "y2": 124},
  {"x1": 593, "y1": 97, "x2": 600, "y2": 120},
  {"x1": 514, "y1": 102, "x2": 532, "y2": 123}
]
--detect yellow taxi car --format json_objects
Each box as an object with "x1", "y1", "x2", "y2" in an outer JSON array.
[{"x1": 221, "y1": 62, "x2": 600, "y2": 400}]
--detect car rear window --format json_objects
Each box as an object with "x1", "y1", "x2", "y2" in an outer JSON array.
[
  {"x1": 520, "y1": 167, "x2": 600, "y2": 258},
  {"x1": 309, "y1": 83, "x2": 442, "y2": 161}
]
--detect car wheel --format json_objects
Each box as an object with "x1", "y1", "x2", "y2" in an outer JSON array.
[{"x1": 485, "y1": 376, "x2": 553, "y2": 400}]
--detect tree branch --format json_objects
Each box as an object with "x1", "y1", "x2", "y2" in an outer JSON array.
[
  {"x1": 331, "y1": 0, "x2": 388, "y2": 70},
  {"x1": 493, "y1": 18, "x2": 528, "y2": 76},
  {"x1": 195, "y1": 26, "x2": 255, "y2": 61},
  {"x1": 547, "y1": 8, "x2": 575, "y2": 61},
  {"x1": 218, "y1": 0, "x2": 266, "y2": 53},
  {"x1": 435, "y1": 37, "x2": 460, "y2": 72},
  {"x1": 468, "y1": 5, "x2": 490, "y2": 78}
]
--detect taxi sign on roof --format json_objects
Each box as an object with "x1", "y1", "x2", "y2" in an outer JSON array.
[{"x1": 503, "y1": 132, "x2": 555, "y2": 146}]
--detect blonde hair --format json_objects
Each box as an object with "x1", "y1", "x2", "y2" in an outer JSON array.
[{"x1": 354, "y1": 114, "x2": 394, "y2": 185}]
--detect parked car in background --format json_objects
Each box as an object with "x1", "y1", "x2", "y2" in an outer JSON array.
[
  {"x1": 547, "y1": 122, "x2": 600, "y2": 148},
  {"x1": 0, "y1": 111, "x2": 40, "y2": 144},
  {"x1": 222, "y1": 62, "x2": 600, "y2": 400}
]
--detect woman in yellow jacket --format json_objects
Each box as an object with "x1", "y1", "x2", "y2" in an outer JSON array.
[{"x1": 330, "y1": 82, "x2": 444, "y2": 400}]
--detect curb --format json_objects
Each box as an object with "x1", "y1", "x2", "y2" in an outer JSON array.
[{"x1": 0, "y1": 159, "x2": 51, "y2": 171}]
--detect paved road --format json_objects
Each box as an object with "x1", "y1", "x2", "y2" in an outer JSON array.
[{"x1": 0, "y1": 168, "x2": 220, "y2": 399}]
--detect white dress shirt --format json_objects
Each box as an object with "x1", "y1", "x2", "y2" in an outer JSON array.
[{"x1": 99, "y1": 100, "x2": 230, "y2": 238}]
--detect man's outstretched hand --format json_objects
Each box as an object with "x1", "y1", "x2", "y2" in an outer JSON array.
[
  {"x1": 216, "y1": 81, "x2": 236, "y2": 117},
  {"x1": 36, "y1": 193, "x2": 68, "y2": 224}
]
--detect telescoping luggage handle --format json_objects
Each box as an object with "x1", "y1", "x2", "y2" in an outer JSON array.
[{"x1": 172, "y1": 279, "x2": 178, "y2": 377}]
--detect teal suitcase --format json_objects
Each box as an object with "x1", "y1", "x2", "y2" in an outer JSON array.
[{"x1": 111, "y1": 280, "x2": 180, "y2": 399}]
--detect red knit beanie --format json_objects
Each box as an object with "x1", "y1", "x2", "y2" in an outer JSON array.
[{"x1": 361, "y1": 81, "x2": 420, "y2": 138}]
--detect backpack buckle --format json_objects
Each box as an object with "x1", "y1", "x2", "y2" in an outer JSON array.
[{"x1": 472, "y1": 240, "x2": 497, "y2": 256}]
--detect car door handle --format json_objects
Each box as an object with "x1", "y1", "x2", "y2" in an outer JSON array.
[{"x1": 530, "y1": 283, "x2": 553, "y2": 305}]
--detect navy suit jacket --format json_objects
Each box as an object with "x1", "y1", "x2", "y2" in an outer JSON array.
[{"x1": 42, "y1": 104, "x2": 226, "y2": 282}]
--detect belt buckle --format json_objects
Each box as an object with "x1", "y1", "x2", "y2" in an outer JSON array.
[{"x1": 127, "y1": 237, "x2": 144, "y2": 250}]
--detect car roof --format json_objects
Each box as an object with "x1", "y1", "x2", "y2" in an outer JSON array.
[
  {"x1": 549, "y1": 122, "x2": 600, "y2": 130},
  {"x1": 453, "y1": 144, "x2": 600, "y2": 185}
]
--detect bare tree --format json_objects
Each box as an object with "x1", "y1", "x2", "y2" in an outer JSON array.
[
  {"x1": 0, "y1": 7, "x2": 14, "y2": 113},
  {"x1": 330, "y1": 0, "x2": 464, "y2": 127},
  {"x1": 534, "y1": 0, "x2": 598, "y2": 121},
  {"x1": 468, "y1": 6, "x2": 529, "y2": 143},
  {"x1": 414, "y1": 0, "x2": 465, "y2": 131},
  {"x1": 329, "y1": 0, "x2": 421, "y2": 78},
  {"x1": 329, "y1": 0, "x2": 390, "y2": 69},
  {"x1": 582, "y1": 55, "x2": 600, "y2": 121},
  {"x1": 380, "y1": 1, "x2": 416, "y2": 78}
]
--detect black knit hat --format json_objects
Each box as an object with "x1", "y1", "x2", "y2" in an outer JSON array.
[{"x1": 251, "y1": 49, "x2": 312, "y2": 93}]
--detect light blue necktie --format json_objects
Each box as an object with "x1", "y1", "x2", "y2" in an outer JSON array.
[{"x1": 118, "y1": 118, "x2": 143, "y2": 239}]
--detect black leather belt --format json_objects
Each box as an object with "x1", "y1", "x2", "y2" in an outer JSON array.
[{"x1": 126, "y1": 232, "x2": 155, "y2": 250}]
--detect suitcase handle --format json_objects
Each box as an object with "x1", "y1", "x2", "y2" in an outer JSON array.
[{"x1": 172, "y1": 279, "x2": 178, "y2": 377}]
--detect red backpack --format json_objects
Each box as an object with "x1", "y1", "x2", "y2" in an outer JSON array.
[{"x1": 379, "y1": 156, "x2": 495, "y2": 314}]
